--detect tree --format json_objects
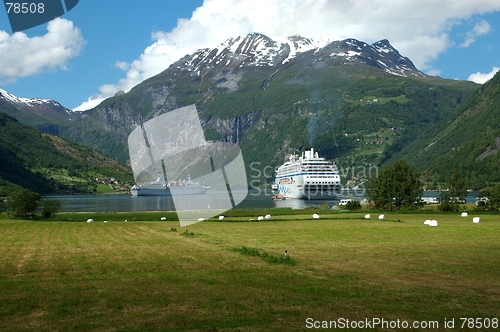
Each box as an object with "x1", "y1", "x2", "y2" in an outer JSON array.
[
  {"x1": 6, "y1": 189, "x2": 41, "y2": 218},
  {"x1": 366, "y1": 160, "x2": 423, "y2": 211},
  {"x1": 477, "y1": 183, "x2": 500, "y2": 212},
  {"x1": 42, "y1": 199, "x2": 61, "y2": 218},
  {"x1": 439, "y1": 170, "x2": 466, "y2": 212}
]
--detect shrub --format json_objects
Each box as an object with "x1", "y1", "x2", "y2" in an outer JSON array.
[
  {"x1": 42, "y1": 199, "x2": 61, "y2": 218},
  {"x1": 345, "y1": 200, "x2": 362, "y2": 210},
  {"x1": 232, "y1": 246, "x2": 296, "y2": 265}
]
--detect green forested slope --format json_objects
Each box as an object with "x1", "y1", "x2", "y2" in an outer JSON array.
[
  {"x1": 393, "y1": 71, "x2": 500, "y2": 189},
  {"x1": 0, "y1": 112, "x2": 132, "y2": 196}
]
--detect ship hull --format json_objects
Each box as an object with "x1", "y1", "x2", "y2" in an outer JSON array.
[{"x1": 277, "y1": 175, "x2": 341, "y2": 199}]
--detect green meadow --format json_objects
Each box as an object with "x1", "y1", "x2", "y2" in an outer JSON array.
[{"x1": 1, "y1": 211, "x2": 499, "y2": 331}]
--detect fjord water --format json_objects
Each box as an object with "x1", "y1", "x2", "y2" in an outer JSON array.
[
  {"x1": 43, "y1": 190, "x2": 479, "y2": 213},
  {"x1": 43, "y1": 190, "x2": 342, "y2": 212}
]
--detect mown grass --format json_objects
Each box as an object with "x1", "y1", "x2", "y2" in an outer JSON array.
[
  {"x1": 0, "y1": 211, "x2": 499, "y2": 331},
  {"x1": 231, "y1": 246, "x2": 297, "y2": 265}
]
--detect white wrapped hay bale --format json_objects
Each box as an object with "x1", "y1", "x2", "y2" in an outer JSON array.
[
  {"x1": 473, "y1": 217, "x2": 480, "y2": 224},
  {"x1": 218, "y1": 215, "x2": 225, "y2": 220},
  {"x1": 461, "y1": 212, "x2": 468, "y2": 217},
  {"x1": 197, "y1": 218, "x2": 204, "y2": 222},
  {"x1": 265, "y1": 214, "x2": 271, "y2": 219},
  {"x1": 257, "y1": 216, "x2": 264, "y2": 221},
  {"x1": 312, "y1": 213, "x2": 320, "y2": 219},
  {"x1": 160, "y1": 217, "x2": 167, "y2": 221},
  {"x1": 424, "y1": 220, "x2": 431, "y2": 225},
  {"x1": 378, "y1": 215, "x2": 385, "y2": 220},
  {"x1": 86, "y1": 219, "x2": 94, "y2": 223},
  {"x1": 429, "y1": 220, "x2": 438, "y2": 227},
  {"x1": 364, "y1": 214, "x2": 371, "y2": 219}
]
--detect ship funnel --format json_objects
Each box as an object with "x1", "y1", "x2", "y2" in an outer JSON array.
[{"x1": 304, "y1": 148, "x2": 314, "y2": 159}]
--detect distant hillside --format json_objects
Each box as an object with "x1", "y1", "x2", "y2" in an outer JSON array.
[
  {"x1": 0, "y1": 112, "x2": 132, "y2": 196},
  {"x1": 393, "y1": 71, "x2": 500, "y2": 189}
]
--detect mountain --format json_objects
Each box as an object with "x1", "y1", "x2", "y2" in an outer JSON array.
[
  {"x1": 1, "y1": 33, "x2": 479, "y2": 189},
  {"x1": 171, "y1": 34, "x2": 424, "y2": 78},
  {"x1": 0, "y1": 88, "x2": 79, "y2": 135},
  {"x1": 393, "y1": 71, "x2": 500, "y2": 189},
  {"x1": 0, "y1": 111, "x2": 132, "y2": 196}
]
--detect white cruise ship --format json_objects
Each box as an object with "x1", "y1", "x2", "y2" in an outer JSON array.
[
  {"x1": 130, "y1": 177, "x2": 209, "y2": 196},
  {"x1": 274, "y1": 148, "x2": 341, "y2": 199}
]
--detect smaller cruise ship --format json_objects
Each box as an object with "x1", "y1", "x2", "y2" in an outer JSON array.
[
  {"x1": 130, "y1": 176, "x2": 209, "y2": 196},
  {"x1": 274, "y1": 148, "x2": 341, "y2": 199}
]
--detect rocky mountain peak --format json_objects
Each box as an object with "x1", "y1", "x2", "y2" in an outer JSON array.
[
  {"x1": 372, "y1": 39, "x2": 393, "y2": 50},
  {"x1": 0, "y1": 88, "x2": 57, "y2": 109},
  {"x1": 0, "y1": 88, "x2": 77, "y2": 134},
  {"x1": 171, "y1": 33, "x2": 424, "y2": 79}
]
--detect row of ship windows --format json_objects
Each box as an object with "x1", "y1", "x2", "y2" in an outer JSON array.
[
  {"x1": 303, "y1": 167, "x2": 334, "y2": 169},
  {"x1": 302, "y1": 163, "x2": 332, "y2": 166},
  {"x1": 280, "y1": 169, "x2": 338, "y2": 174},
  {"x1": 281, "y1": 166, "x2": 334, "y2": 171},
  {"x1": 307, "y1": 176, "x2": 337, "y2": 178}
]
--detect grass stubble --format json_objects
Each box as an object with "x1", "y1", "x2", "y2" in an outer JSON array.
[{"x1": 0, "y1": 211, "x2": 499, "y2": 331}]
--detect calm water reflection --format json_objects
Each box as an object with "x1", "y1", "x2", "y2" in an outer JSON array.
[
  {"x1": 43, "y1": 190, "x2": 478, "y2": 213},
  {"x1": 44, "y1": 190, "x2": 346, "y2": 212}
]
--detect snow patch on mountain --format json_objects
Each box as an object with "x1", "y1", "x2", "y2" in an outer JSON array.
[
  {"x1": 334, "y1": 50, "x2": 362, "y2": 58},
  {"x1": 277, "y1": 35, "x2": 329, "y2": 64}
]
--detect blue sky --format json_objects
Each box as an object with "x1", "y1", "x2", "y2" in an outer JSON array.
[{"x1": 1, "y1": 0, "x2": 500, "y2": 111}]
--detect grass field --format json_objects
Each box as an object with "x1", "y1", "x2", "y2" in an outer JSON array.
[{"x1": 1, "y1": 211, "x2": 499, "y2": 331}]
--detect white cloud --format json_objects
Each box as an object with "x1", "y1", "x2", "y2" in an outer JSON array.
[
  {"x1": 72, "y1": 94, "x2": 103, "y2": 112},
  {"x1": 0, "y1": 18, "x2": 84, "y2": 82},
  {"x1": 115, "y1": 61, "x2": 130, "y2": 71},
  {"x1": 426, "y1": 68, "x2": 442, "y2": 77},
  {"x1": 75, "y1": 0, "x2": 500, "y2": 111},
  {"x1": 468, "y1": 66, "x2": 500, "y2": 84},
  {"x1": 459, "y1": 20, "x2": 491, "y2": 47}
]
